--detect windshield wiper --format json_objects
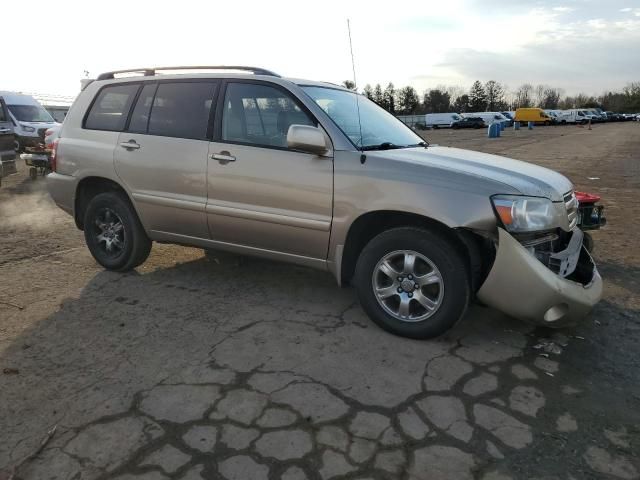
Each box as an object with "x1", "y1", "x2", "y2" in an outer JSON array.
[
  {"x1": 361, "y1": 141, "x2": 428, "y2": 151},
  {"x1": 360, "y1": 142, "x2": 404, "y2": 151}
]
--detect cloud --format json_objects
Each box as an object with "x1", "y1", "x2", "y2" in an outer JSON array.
[{"x1": 438, "y1": 25, "x2": 640, "y2": 94}]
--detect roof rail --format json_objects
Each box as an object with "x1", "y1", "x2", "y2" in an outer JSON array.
[{"x1": 96, "y1": 66, "x2": 280, "y2": 81}]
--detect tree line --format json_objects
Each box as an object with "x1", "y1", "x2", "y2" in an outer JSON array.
[{"x1": 341, "y1": 80, "x2": 640, "y2": 115}]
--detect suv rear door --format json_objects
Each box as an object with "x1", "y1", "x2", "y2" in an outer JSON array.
[
  {"x1": 114, "y1": 80, "x2": 218, "y2": 240},
  {"x1": 206, "y1": 80, "x2": 333, "y2": 261},
  {"x1": 0, "y1": 96, "x2": 17, "y2": 179}
]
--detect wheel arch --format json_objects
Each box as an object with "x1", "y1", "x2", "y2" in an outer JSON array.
[
  {"x1": 339, "y1": 210, "x2": 494, "y2": 292},
  {"x1": 74, "y1": 176, "x2": 136, "y2": 230}
]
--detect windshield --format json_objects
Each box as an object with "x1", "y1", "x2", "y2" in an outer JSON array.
[
  {"x1": 8, "y1": 104, "x2": 54, "y2": 122},
  {"x1": 302, "y1": 86, "x2": 423, "y2": 149}
]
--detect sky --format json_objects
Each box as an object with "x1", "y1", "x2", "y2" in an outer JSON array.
[{"x1": 3, "y1": 0, "x2": 639, "y2": 99}]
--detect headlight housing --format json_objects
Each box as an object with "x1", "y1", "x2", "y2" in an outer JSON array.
[
  {"x1": 492, "y1": 195, "x2": 556, "y2": 232},
  {"x1": 20, "y1": 124, "x2": 36, "y2": 133}
]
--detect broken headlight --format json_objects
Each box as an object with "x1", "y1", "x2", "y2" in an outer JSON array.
[{"x1": 492, "y1": 195, "x2": 556, "y2": 233}]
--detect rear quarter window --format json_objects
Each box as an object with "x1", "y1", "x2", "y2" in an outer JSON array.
[{"x1": 84, "y1": 84, "x2": 140, "y2": 131}]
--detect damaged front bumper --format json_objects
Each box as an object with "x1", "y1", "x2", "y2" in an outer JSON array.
[{"x1": 477, "y1": 227, "x2": 602, "y2": 326}]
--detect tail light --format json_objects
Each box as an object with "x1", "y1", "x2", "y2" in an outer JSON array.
[{"x1": 50, "y1": 138, "x2": 59, "y2": 172}]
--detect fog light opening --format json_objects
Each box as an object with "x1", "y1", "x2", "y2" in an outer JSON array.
[{"x1": 544, "y1": 303, "x2": 570, "y2": 322}]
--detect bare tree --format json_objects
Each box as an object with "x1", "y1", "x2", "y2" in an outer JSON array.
[
  {"x1": 539, "y1": 87, "x2": 563, "y2": 109},
  {"x1": 342, "y1": 80, "x2": 356, "y2": 91},
  {"x1": 514, "y1": 84, "x2": 534, "y2": 108},
  {"x1": 534, "y1": 84, "x2": 546, "y2": 107}
]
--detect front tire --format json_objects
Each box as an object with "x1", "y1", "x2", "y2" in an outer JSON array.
[
  {"x1": 83, "y1": 192, "x2": 151, "y2": 271},
  {"x1": 354, "y1": 227, "x2": 470, "y2": 339}
]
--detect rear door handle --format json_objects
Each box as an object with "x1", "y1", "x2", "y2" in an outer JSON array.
[
  {"x1": 210, "y1": 151, "x2": 236, "y2": 164},
  {"x1": 119, "y1": 140, "x2": 140, "y2": 150}
]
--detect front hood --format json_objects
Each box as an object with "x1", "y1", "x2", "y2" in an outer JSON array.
[{"x1": 379, "y1": 146, "x2": 572, "y2": 201}]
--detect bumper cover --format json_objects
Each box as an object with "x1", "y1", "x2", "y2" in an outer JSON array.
[
  {"x1": 477, "y1": 227, "x2": 602, "y2": 326},
  {"x1": 46, "y1": 172, "x2": 77, "y2": 216}
]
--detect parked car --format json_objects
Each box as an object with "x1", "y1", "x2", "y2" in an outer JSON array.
[
  {"x1": 605, "y1": 112, "x2": 624, "y2": 122},
  {"x1": 47, "y1": 65, "x2": 602, "y2": 338},
  {"x1": 466, "y1": 112, "x2": 511, "y2": 127},
  {"x1": 514, "y1": 108, "x2": 552, "y2": 125},
  {"x1": 0, "y1": 98, "x2": 17, "y2": 183},
  {"x1": 451, "y1": 117, "x2": 485, "y2": 129},
  {"x1": 0, "y1": 91, "x2": 60, "y2": 152}
]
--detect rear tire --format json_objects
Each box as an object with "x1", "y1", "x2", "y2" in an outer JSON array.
[
  {"x1": 354, "y1": 227, "x2": 470, "y2": 339},
  {"x1": 83, "y1": 192, "x2": 151, "y2": 271}
]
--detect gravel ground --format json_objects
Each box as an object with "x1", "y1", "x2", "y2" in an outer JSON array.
[{"x1": 0, "y1": 122, "x2": 638, "y2": 480}]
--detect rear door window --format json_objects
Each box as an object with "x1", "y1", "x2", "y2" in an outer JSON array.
[
  {"x1": 128, "y1": 83, "x2": 157, "y2": 134},
  {"x1": 85, "y1": 84, "x2": 139, "y2": 131},
  {"x1": 147, "y1": 82, "x2": 216, "y2": 140}
]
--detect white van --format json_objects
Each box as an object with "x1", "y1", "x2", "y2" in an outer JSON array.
[
  {"x1": 0, "y1": 91, "x2": 60, "y2": 151},
  {"x1": 563, "y1": 109, "x2": 591, "y2": 125},
  {"x1": 465, "y1": 112, "x2": 510, "y2": 126},
  {"x1": 425, "y1": 113, "x2": 463, "y2": 128}
]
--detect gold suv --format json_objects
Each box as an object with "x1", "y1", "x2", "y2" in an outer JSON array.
[{"x1": 47, "y1": 66, "x2": 602, "y2": 338}]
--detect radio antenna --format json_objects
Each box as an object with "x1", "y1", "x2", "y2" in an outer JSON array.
[{"x1": 347, "y1": 19, "x2": 364, "y2": 152}]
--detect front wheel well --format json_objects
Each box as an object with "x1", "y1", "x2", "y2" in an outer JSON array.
[
  {"x1": 74, "y1": 177, "x2": 130, "y2": 230},
  {"x1": 340, "y1": 211, "x2": 494, "y2": 292}
]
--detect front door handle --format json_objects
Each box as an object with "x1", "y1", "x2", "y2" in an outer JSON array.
[
  {"x1": 210, "y1": 151, "x2": 236, "y2": 164},
  {"x1": 119, "y1": 140, "x2": 140, "y2": 150}
]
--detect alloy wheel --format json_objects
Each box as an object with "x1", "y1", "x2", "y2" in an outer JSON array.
[{"x1": 372, "y1": 250, "x2": 444, "y2": 322}]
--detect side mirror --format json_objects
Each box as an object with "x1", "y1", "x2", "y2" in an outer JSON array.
[{"x1": 287, "y1": 125, "x2": 328, "y2": 155}]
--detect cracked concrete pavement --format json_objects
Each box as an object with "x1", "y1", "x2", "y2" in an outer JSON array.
[{"x1": 1, "y1": 123, "x2": 639, "y2": 479}]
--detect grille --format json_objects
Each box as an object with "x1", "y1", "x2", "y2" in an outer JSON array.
[
  {"x1": 564, "y1": 191, "x2": 578, "y2": 229},
  {"x1": 37, "y1": 128, "x2": 48, "y2": 141}
]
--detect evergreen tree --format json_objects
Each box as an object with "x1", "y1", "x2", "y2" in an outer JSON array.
[
  {"x1": 452, "y1": 94, "x2": 471, "y2": 113},
  {"x1": 469, "y1": 81, "x2": 488, "y2": 111},
  {"x1": 383, "y1": 83, "x2": 396, "y2": 112},
  {"x1": 397, "y1": 86, "x2": 420, "y2": 114},
  {"x1": 373, "y1": 84, "x2": 384, "y2": 105},
  {"x1": 423, "y1": 89, "x2": 451, "y2": 113},
  {"x1": 363, "y1": 84, "x2": 374, "y2": 100}
]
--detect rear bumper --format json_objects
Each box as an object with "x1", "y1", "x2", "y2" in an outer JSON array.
[
  {"x1": 477, "y1": 227, "x2": 602, "y2": 326},
  {"x1": 46, "y1": 172, "x2": 77, "y2": 216}
]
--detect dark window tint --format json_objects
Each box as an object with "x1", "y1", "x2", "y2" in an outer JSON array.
[
  {"x1": 0, "y1": 103, "x2": 6, "y2": 122},
  {"x1": 85, "y1": 84, "x2": 139, "y2": 131},
  {"x1": 128, "y1": 83, "x2": 157, "y2": 133},
  {"x1": 222, "y1": 83, "x2": 313, "y2": 148},
  {"x1": 147, "y1": 82, "x2": 215, "y2": 139}
]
